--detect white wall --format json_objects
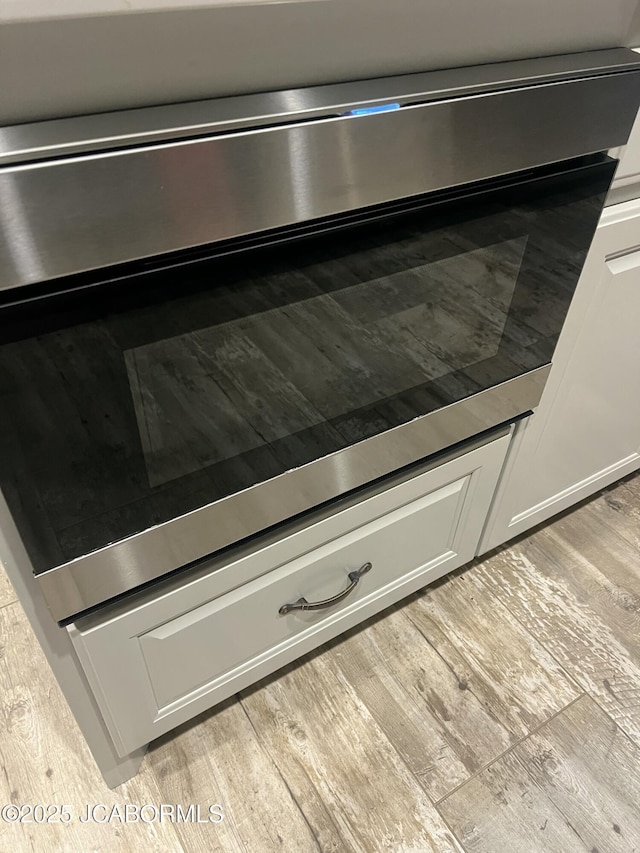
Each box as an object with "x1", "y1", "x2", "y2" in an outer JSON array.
[{"x1": 627, "y1": 0, "x2": 640, "y2": 44}]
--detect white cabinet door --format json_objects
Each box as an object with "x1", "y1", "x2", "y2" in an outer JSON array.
[{"x1": 481, "y1": 199, "x2": 640, "y2": 552}]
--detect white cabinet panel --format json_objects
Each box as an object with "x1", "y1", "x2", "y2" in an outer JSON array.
[
  {"x1": 481, "y1": 199, "x2": 640, "y2": 552},
  {"x1": 69, "y1": 432, "x2": 509, "y2": 756},
  {"x1": 615, "y1": 105, "x2": 640, "y2": 181},
  {"x1": 608, "y1": 48, "x2": 640, "y2": 205},
  {"x1": 609, "y1": 104, "x2": 640, "y2": 204}
]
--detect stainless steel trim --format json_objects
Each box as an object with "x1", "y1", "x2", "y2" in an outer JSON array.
[
  {"x1": 2, "y1": 71, "x2": 638, "y2": 292},
  {"x1": 2, "y1": 48, "x2": 640, "y2": 166},
  {"x1": 36, "y1": 365, "x2": 549, "y2": 621}
]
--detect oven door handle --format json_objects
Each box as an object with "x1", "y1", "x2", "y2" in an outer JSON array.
[{"x1": 278, "y1": 561, "x2": 373, "y2": 615}]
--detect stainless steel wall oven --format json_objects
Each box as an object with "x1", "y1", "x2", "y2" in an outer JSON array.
[{"x1": 1, "y1": 49, "x2": 639, "y2": 621}]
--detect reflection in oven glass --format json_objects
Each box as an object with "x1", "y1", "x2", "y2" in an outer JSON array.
[{"x1": 126, "y1": 237, "x2": 526, "y2": 487}]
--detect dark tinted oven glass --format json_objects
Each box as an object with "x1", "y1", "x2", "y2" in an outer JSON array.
[{"x1": 0, "y1": 156, "x2": 615, "y2": 573}]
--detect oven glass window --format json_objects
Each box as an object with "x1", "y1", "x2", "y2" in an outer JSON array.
[
  {"x1": 126, "y1": 234, "x2": 527, "y2": 488},
  {"x1": 0, "y1": 158, "x2": 615, "y2": 573}
]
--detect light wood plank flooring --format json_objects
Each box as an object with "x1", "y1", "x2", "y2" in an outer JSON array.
[{"x1": 1, "y1": 471, "x2": 639, "y2": 852}]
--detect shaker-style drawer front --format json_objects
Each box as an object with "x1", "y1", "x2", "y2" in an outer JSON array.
[
  {"x1": 69, "y1": 432, "x2": 510, "y2": 756},
  {"x1": 139, "y1": 478, "x2": 464, "y2": 709}
]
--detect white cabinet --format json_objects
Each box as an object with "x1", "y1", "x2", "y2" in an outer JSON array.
[
  {"x1": 609, "y1": 93, "x2": 640, "y2": 203},
  {"x1": 69, "y1": 431, "x2": 510, "y2": 757},
  {"x1": 481, "y1": 198, "x2": 640, "y2": 552}
]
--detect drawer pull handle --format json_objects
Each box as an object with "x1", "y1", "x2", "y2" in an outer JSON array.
[{"x1": 278, "y1": 561, "x2": 373, "y2": 615}]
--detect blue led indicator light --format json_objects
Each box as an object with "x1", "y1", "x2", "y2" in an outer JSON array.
[{"x1": 348, "y1": 103, "x2": 401, "y2": 116}]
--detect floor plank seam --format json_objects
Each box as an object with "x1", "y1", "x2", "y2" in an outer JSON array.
[
  {"x1": 585, "y1": 501, "x2": 640, "y2": 555},
  {"x1": 428, "y1": 692, "x2": 586, "y2": 806},
  {"x1": 237, "y1": 698, "x2": 325, "y2": 851},
  {"x1": 584, "y1": 690, "x2": 640, "y2": 751},
  {"x1": 430, "y1": 793, "x2": 472, "y2": 853},
  {"x1": 472, "y1": 567, "x2": 587, "y2": 697},
  {"x1": 474, "y1": 539, "x2": 640, "y2": 746},
  {"x1": 435, "y1": 738, "x2": 584, "y2": 853}
]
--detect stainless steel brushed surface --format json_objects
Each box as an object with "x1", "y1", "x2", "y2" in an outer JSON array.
[
  {"x1": 2, "y1": 49, "x2": 639, "y2": 166},
  {"x1": 35, "y1": 366, "x2": 549, "y2": 621},
  {"x1": 1, "y1": 73, "x2": 638, "y2": 292}
]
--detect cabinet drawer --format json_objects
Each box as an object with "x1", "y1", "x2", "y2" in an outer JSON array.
[{"x1": 69, "y1": 431, "x2": 510, "y2": 756}]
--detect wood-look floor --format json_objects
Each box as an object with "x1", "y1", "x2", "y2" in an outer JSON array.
[{"x1": 1, "y1": 472, "x2": 640, "y2": 852}]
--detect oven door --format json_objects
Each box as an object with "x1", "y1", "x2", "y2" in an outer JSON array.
[{"x1": 0, "y1": 154, "x2": 615, "y2": 618}]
